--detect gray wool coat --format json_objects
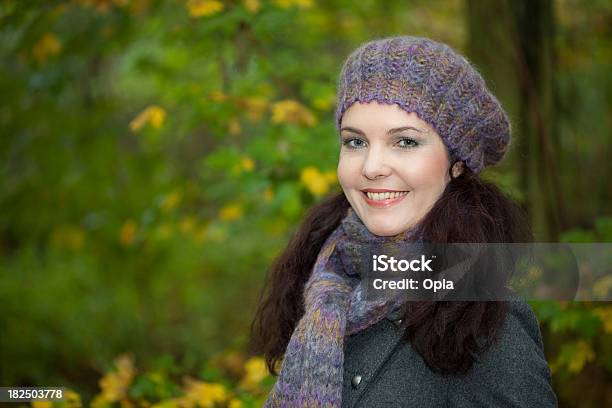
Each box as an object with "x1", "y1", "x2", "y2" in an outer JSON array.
[{"x1": 342, "y1": 299, "x2": 558, "y2": 407}]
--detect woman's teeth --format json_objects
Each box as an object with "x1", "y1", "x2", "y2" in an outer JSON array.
[{"x1": 365, "y1": 191, "x2": 409, "y2": 201}]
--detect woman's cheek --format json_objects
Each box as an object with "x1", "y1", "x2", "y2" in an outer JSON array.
[
  {"x1": 337, "y1": 154, "x2": 361, "y2": 189},
  {"x1": 409, "y1": 151, "x2": 449, "y2": 188}
]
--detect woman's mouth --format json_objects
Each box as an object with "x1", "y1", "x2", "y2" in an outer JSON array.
[{"x1": 361, "y1": 189, "x2": 409, "y2": 208}]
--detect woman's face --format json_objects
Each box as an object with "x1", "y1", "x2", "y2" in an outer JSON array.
[{"x1": 337, "y1": 101, "x2": 456, "y2": 237}]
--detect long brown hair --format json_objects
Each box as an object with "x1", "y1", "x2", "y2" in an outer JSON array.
[{"x1": 249, "y1": 167, "x2": 532, "y2": 376}]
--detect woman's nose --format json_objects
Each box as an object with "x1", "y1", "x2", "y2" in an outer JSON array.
[{"x1": 362, "y1": 148, "x2": 392, "y2": 180}]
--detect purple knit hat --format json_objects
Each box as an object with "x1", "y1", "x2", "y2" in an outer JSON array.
[{"x1": 335, "y1": 36, "x2": 511, "y2": 174}]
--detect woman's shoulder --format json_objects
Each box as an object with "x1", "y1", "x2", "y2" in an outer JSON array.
[
  {"x1": 501, "y1": 297, "x2": 546, "y2": 355},
  {"x1": 446, "y1": 298, "x2": 558, "y2": 407},
  {"x1": 477, "y1": 298, "x2": 549, "y2": 375}
]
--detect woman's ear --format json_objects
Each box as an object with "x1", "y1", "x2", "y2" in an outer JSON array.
[{"x1": 452, "y1": 161, "x2": 465, "y2": 178}]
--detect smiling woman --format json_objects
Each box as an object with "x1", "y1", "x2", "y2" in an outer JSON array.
[
  {"x1": 338, "y1": 102, "x2": 462, "y2": 237},
  {"x1": 250, "y1": 36, "x2": 558, "y2": 408}
]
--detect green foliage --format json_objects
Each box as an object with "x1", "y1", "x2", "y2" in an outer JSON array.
[
  {"x1": 0, "y1": 1, "x2": 610, "y2": 407},
  {"x1": 560, "y1": 216, "x2": 612, "y2": 242}
]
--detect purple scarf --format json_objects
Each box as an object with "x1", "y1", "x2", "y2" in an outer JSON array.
[{"x1": 264, "y1": 206, "x2": 420, "y2": 407}]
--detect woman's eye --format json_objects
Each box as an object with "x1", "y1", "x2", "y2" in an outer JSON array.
[
  {"x1": 397, "y1": 137, "x2": 418, "y2": 148},
  {"x1": 341, "y1": 137, "x2": 417, "y2": 149},
  {"x1": 342, "y1": 138, "x2": 366, "y2": 149}
]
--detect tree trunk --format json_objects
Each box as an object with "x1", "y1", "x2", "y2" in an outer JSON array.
[{"x1": 467, "y1": 0, "x2": 566, "y2": 240}]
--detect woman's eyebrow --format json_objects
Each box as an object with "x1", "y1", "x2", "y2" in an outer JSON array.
[{"x1": 339, "y1": 126, "x2": 423, "y2": 135}]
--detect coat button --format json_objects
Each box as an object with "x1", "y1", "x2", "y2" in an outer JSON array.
[
  {"x1": 394, "y1": 319, "x2": 403, "y2": 326},
  {"x1": 351, "y1": 375, "x2": 362, "y2": 388}
]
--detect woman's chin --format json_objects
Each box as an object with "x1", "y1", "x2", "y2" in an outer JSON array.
[{"x1": 363, "y1": 220, "x2": 407, "y2": 237}]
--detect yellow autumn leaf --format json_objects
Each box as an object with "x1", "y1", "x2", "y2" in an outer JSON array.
[
  {"x1": 32, "y1": 32, "x2": 62, "y2": 63},
  {"x1": 228, "y1": 399, "x2": 243, "y2": 408},
  {"x1": 119, "y1": 220, "x2": 137, "y2": 246},
  {"x1": 273, "y1": 0, "x2": 313, "y2": 9},
  {"x1": 182, "y1": 379, "x2": 228, "y2": 408},
  {"x1": 209, "y1": 90, "x2": 229, "y2": 102},
  {"x1": 187, "y1": 0, "x2": 224, "y2": 17},
  {"x1": 219, "y1": 203, "x2": 244, "y2": 221},
  {"x1": 300, "y1": 166, "x2": 329, "y2": 196},
  {"x1": 593, "y1": 274, "x2": 612, "y2": 298},
  {"x1": 129, "y1": 105, "x2": 166, "y2": 132},
  {"x1": 230, "y1": 156, "x2": 255, "y2": 176},
  {"x1": 273, "y1": 357, "x2": 283, "y2": 373},
  {"x1": 32, "y1": 402, "x2": 52, "y2": 408},
  {"x1": 150, "y1": 399, "x2": 181, "y2": 408},
  {"x1": 243, "y1": 0, "x2": 260, "y2": 13},
  {"x1": 179, "y1": 216, "x2": 196, "y2": 233},
  {"x1": 116, "y1": 353, "x2": 136, "y2": 375},
  {"x1": 271, "y1": 100, "x2": 317, "y2": 127},
  {"x1": 160, "y1": 189, "x2": 182, "y2": 212},
  {"x1": 64, "y1": 389, "x2": 83, "y2": 408},
  {"x1": 128, "y1": 0, "x2": 151, "y2": 15},
  {"x1": 148, "y1": 107, "x2": 166, "y2": 129},
  {"x1": 90, "y1": 394, "x2": 107, "y2": 408},
  {"x1": 147, "y1": 372, "x2": 163, "y2": 385},
  {"x1": 99, "y1": 354, "x2": 136, "y2": 402},
  {"x1": 567, "y1": 341, "x2": 595, "y2": 373},
  {"x1": 243, "y1": 96, "x2": 268, "y2": 121},
  {"x1": 241, "y1": 156, "x2": 255, "y2": 171},
  {"x1": 594, "y1": 307, "x2": 612, "y2": 334},
  {"x1": 295, "y1": 0, "x2": 313, "y2": 7},
  {"x1": 228, "y1": 116, "x2": 242, "y2": 135},
  {"x1": 239, "y1": 357, "x2": 268, "y2": 391}
]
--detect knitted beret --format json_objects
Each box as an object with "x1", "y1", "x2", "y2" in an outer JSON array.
[{"x1": 335, "y1": 36, "x2": 511, "y2": 174}]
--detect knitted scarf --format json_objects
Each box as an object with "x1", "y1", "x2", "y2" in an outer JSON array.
[{"x1": 264, "y1": 206, "x2": 421, "y2": 407}]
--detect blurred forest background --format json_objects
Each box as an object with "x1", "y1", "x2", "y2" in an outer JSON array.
[{"x1": 1, "y1": 0, "x2": 611, "y2": 407}]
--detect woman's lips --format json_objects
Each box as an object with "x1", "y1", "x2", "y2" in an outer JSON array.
[{"x1": 361, "y1": 190, "x2": 409, "y2": 208}]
